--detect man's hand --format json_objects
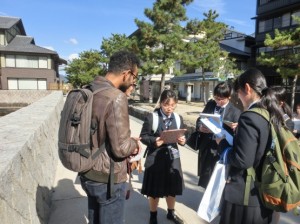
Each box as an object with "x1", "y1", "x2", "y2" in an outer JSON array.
[{"x1": 131, "y1": 137, "x2": 141, "y2": 155}]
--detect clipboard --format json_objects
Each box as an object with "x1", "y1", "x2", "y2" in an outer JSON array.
[
  {"x1": 199, "y1": 113, "x2": 233, "y2": 145},
  {"x1": 199, "y1": 113, "x2": 221, "y2": 126},
  {"x1": 160, "y1": 129, "x2": 187, "y2": 144}
]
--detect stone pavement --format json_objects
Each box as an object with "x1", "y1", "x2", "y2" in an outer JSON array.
[
  {"x1": 48, "y1": 115, "x2": 208, "y2": 224},
  {"x1": 48, "y1": 102, "x2": 299, "y2": 224}
]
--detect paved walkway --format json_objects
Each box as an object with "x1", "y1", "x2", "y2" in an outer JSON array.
[
  {"x1": 49, "y1": 103, "x2": 299, "y2": 224},
  {"x1": 49, "y1": 115, "x2": 208, "y2": 224}
]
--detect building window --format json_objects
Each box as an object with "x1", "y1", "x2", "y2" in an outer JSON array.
[
  {"x1": 16, "y1": 55, "x2": 28, "y2": 67},
  {"x1": 282, "y1": 13, "x2": 291, "y2": 27},
  {"x1": 6, "y1": 55, "x2": 15, "y2": 67},
  {"x1": 265, "y1": 19, "x2": 273, "y2": 31},
  {"x1": 273, "y1": 16, "x2": 282, "y2": 29},
  {"x1": 5, "y1": 55, "x2": 48, "y2": 68},
  {"x1": 258, "y1": 19, "x2": 273, "y2": 33},
  {"x1": 28, "y1": 56, "x2": 39, "y2": 68},
  {"x1": 8, "y1": 78, "x2": 47, "y2": 90},
  {"x1": 259, "y1": 20, "x2": 265, "y2": 33},
  {"x1": 292, "y1": 10, "x2": 300, "y2": 25},
  {"x1": 224, "y1": 32, "x2": 232, "y2": 39},
  {"x1": 39, "y1": 57, "x2": 48, "y2": 68}
]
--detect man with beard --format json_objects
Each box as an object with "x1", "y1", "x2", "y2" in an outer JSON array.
[{"x1": 80, "y1": 50, "x2": 141, "y2": 224}]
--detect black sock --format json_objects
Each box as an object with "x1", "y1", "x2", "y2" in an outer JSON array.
[
  {"x1": 150, "y1": 211, "x2": 157, "y2": 219},
  {"x1": 167, "y1": 209, "x2": 174, "y2": 216}
]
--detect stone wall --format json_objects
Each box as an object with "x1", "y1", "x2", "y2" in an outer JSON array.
[
  {"x1": 0, "y1": 90, "x2": 54, "y2": 106},
  {"x1": 0, "y1": 90, "x2": 55, "y2": 116},
  {"x1": 0, "y1": 91, "x2": 64, "y2": 224}
]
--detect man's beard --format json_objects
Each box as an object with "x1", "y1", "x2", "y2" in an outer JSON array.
[{"x1": 119, "y1": 83, "x2": 131, "y2": 93}]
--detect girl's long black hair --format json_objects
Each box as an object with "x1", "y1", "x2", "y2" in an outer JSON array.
[
  {"x1": 234, "y1": 68, "x2": 285, "y2": 131},
  {"x1": 269, "y1": 86, "x2": 292, "y2": 118}
]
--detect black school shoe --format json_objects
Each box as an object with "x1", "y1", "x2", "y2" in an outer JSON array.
[
  {"x1": 149, "y1": 216, "x2": 157, "y2": 224},
  {"x1": 166, "y1": 212, "x2": 184, "y2": 224}
]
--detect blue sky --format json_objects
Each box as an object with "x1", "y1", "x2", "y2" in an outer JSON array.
[{"x1": 1, "y1": 0, "x2": 256, "y2": 62}]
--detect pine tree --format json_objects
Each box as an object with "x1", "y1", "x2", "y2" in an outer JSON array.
[
  {"x1": 183, "y1": 10, "x2": 235, "y2": 103},
  {"x1": 101, "y1": 34, "x2": 139, "y2": 60},
  {"x1": 135, "y1": 0, "x2": 193, "y2": 95},
  {"x1": 257, "y1": 16, "x2": 300, "y2": 109}
]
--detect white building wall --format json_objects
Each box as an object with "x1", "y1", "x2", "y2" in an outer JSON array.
[{"x1": 221, "y1": 38, "x2": 248, "y2": 53}]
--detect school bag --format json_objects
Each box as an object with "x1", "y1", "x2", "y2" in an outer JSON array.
[
  {"x1": 244, "y1": 108, "x2": 300, "y2": 212},
  {"x1": 58, "y1": 85, "x2": 109, "y2": 173}
]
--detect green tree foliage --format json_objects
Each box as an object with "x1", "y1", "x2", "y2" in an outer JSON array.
[
  {"x1": 100, "y1": 34, "x2": 139, "y2": 60},
  {"x1": 66, "y1": 34, "x2": 136, "y2": 88},
  {"x1": 183, "y1": 10, "x2": 235, "y2": 77},
  {"x1": 65, "y1": 50, "x2": 106, "y2": 88},
  {"x1": 257, "y1": 16, "x2": 300, "y2": 109},
  {"x1": 135, "y1": 0, "x2": 193, "y2": 94},
  {"x1": 183, "y1": 10, "x2": 236, "y2": 102}
]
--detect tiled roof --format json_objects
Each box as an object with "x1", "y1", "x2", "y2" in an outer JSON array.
[
  {"x1": 0, "y1": 16, "x2": 20, "y2": 29},
  {"x1": 0, "y1": 35, "x2": 58, "y2": 55},
  {"x1": 0, "y1": 16, "x2": 26, "y2": 35}
]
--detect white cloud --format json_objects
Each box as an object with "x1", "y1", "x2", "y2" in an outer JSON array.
[
  {"x1": 192, "y1": 0, "x2": 226, "y2": 15},
  {"x1": 68, "y1": 53, "x2": 79, "y2": 61},
  {"x1": 0, "y1": 12, "x2": 8, "y2": 16},
  {"x1": 64, "y1": 38, "x2": 79, "y2": 45},
  {"x1": 69, "y1": 38, "x2": 78, "y2": 45}
]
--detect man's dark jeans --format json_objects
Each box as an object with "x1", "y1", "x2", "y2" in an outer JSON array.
[{"x1": 80, "y1": 177, "x2": 126, "y2": 224}]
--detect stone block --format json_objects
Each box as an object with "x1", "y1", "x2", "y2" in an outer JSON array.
[{"x1": 0, "y1": 91, "x2": 64, "y2": 223}]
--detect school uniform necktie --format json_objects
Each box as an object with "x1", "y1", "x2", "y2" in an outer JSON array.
[
  {"x1": 164, "y1": 117, "x2": 173, "y2": 129},
  {"x1": 215, "y1": 106, "x2": 224, "y2": 115}
]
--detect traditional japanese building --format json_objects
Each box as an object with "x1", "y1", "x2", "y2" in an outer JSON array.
[{"x1": 0, "y1": 16, "x2": 66, "y2": 90}]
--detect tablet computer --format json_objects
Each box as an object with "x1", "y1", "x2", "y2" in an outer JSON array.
[{"x1": 160, "y1": 129, "x2": 187, "y2": 144}]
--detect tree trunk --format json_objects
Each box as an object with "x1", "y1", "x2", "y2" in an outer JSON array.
[
  {"x1": 203, "y1": 83, "x2": 207, "y2": 105},
  {"x1": 154, "y1": 73, "x2": 166, "y2": 109},
  {"x1": 291, "y1": 75, "x2": 298, "y2": 110},
  {"x1": 201, "y1": 69, "x2": 207, "y2": 105},
  {"x1": 160, "y1": 73, "x2": 166, "y2": 94}
]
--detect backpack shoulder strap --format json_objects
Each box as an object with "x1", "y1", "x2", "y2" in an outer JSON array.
[
  {"x1": 152, "y1": 111, "x2": 181, "y2": 133},
  {"x1": 244, "y1": 167, "x2": 256, "y2": 205},
  {"x1": 152, "y1": 111, "x2": 159, "y2": 133},
  {"x1": 248, "y1": 107, "x2": 270, "y2": 122},
  {"x1": 244, "y1": 107, "x2": 270, "y2": 206},
  {"x1": 174, "y1": 112, "x2": 181, "y2": 129}
]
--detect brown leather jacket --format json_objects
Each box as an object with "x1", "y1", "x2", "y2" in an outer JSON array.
[{"x1": 82, "y1": 76, "x2": 138, "y2": 183}]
